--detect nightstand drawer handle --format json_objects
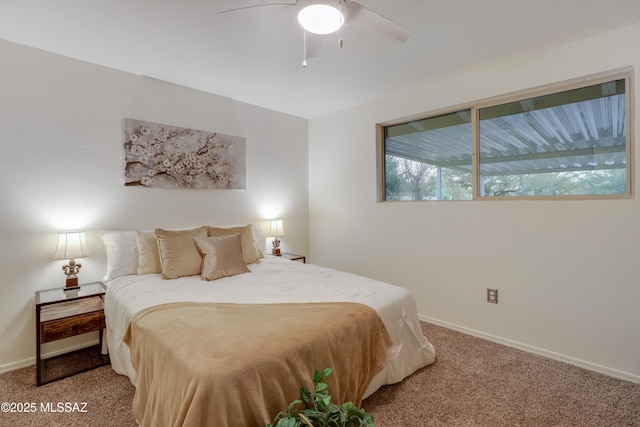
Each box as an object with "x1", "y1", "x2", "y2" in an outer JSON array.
[{"x1": 72, "y1": 323, "x2": 80, "y2": 331}]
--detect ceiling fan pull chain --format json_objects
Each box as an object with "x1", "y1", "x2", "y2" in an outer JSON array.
[
  {"x1": 302, "y1": 29, "x2": 308, "y2": 68},
  {"x1": 338, "y1": 0, "x2": 344, "y2": 48}
]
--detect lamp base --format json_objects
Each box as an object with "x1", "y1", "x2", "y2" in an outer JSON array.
[{"x1": 272, "y1": 248, "x2": 281, "y2": 255}]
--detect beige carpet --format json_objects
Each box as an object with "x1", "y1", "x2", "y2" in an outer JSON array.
[{"x1": 1, "y1": 322, "x2": 638, "y2": 426}]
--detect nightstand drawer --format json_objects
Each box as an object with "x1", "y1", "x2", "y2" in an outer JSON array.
[{"x1": 40, "y1": 311, "x2": 105, "y2": 343}]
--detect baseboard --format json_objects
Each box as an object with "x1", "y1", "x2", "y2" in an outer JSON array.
[
  {"x1": 419, "y1": 315, "x2": 640, "y2": 385},
  {"x1": 0, "y1": 339, "x2": 100, "y2": 375}
]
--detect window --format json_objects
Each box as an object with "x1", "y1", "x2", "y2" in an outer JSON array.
[
  {"x1": 378, "y1": 71, "x2": 631, "y2": 201},
  {"x1": 383, "y1": 110, "x2": 473, "y2": 200}
]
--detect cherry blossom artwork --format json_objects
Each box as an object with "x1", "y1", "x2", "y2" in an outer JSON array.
[{"x1": 123, "y1": 118, "x2": 246, "y2": 189}]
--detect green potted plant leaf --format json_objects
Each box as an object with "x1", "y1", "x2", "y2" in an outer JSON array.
[{"x1": 267, "y1": 368, "x2": 375, "y2": 427}]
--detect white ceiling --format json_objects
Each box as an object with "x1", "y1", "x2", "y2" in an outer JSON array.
[{"x1": 2, "y1": 0, "x2": 640, "y2": 118}]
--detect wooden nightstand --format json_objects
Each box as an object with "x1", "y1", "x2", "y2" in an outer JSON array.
[
  {"x1": 279, "y1": 253, "x2": 306, "y2": 263},
  {"x1": 35, "y1": 282, "x2": 110, "y2": 386}
]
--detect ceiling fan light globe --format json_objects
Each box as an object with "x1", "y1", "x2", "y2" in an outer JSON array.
[{"x1": 297, "y1": 4, "x2": 344, "y2": 35}]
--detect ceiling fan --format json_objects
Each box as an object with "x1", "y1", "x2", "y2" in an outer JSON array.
[{"x1": 219, "y1": 0, "x2": 411, "y2": 66}]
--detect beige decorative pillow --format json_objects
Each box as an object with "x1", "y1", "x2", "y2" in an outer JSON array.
[
  {"x1": 206, "y1": 225, "x2": 264, "y2": 264},
  {"x1": 194, "y1": 234, "x2": 250, "y2": 281},
  {"x1": 155, "y1": 227, "x2": 207, "y2": 279},
  {"x1": 136, "y1": 231, "x2": 161, "y2": 275}
]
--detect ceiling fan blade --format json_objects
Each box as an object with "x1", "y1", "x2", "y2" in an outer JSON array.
[
  {"x1": 345, "y1": 1, "x2": 412, "y2": 42},
  {"x1": 218, "y1": 1, "x2": 298, "y2": 14}
]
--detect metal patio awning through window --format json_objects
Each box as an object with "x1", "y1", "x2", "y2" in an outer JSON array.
[{"x1": 385, "y1": 93, "x2": 627, "y2": 176}]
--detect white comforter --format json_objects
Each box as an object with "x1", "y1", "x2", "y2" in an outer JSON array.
[{"x1": 104, "y1": 256, "x2": 435, "y2": 397}]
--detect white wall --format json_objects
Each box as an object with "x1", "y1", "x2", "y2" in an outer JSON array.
[
  {"x1": 0, "y1": 40, "x2": 309, "y2": 370},
  {"x1": 309, "y1": 23, "x2": 640, "y2": 382}
]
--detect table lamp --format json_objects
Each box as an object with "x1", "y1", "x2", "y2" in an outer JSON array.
[
  {"x1": 267, "y1": 219, "x2": 285, "y2": 255},
  {"x1": 53, "y1": 231, "x2": 90, "y2": 289}
]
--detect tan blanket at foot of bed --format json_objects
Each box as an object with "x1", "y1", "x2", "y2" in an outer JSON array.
[{"x1": 123, "y1": 302, "x2": 392, "y2": 427}]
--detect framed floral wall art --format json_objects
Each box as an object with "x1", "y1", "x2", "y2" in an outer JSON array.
[{"x1": 123, "y1": 118, "x2": 246, "y2": 189}]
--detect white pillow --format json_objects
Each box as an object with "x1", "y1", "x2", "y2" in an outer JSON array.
[
  {"x1": 101, "y1": 230, "x2": 138, "y2": 282},
  {"x1": 250, "y1": 224, "x2": 267, "y2": 254}
]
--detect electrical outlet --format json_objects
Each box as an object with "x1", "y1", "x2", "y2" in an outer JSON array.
[{"x1": 487, "y1": 288, "x2": 498, "y2": 304}]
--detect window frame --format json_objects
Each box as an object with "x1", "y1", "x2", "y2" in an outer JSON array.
[{"x1": 377, "y1": 68, "x2": 634, "y2": 202}]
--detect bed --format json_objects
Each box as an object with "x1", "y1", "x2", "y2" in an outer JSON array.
[{"x1": 102, "y1": 225, "x2": 436, "y2": 426}]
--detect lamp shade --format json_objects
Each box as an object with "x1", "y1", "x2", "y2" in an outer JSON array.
[
  {"x1": 266, "y1": 219, "x2": 285, "y2": 238},
  {"x1": 298, "y1": 4, "x2": 344, "y2": 35},
  {"x1": 53, "y1": 231, "x2": 90, "y2": 260}
]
